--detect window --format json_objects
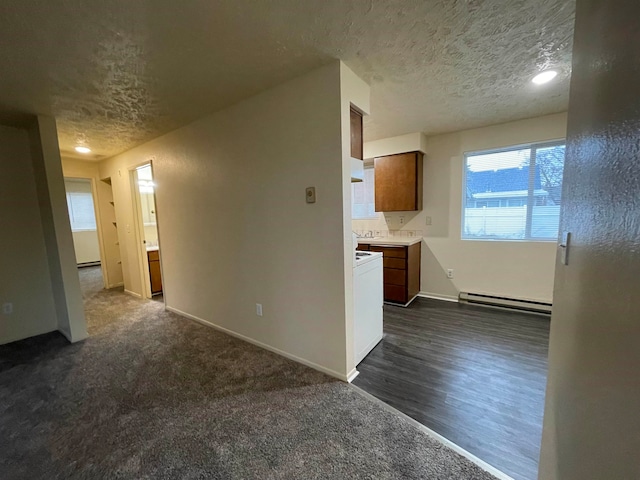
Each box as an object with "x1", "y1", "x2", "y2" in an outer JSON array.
[
  {"x1": 462, "y1": 141, "x2": 565, "y2": 241},
  {"x1": 64, "y1": 179, "x2": 97, "y2": 231},
  {"x1": 352, "y1": 166, "x2": 376, "y2": 219}
]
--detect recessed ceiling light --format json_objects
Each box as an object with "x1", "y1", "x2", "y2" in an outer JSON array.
[
  {"x1": 532, "y1": 70, "x2": 558, "y2": 85},
  {"x1": 75, "y1": 146, "x2": 91, "y2": 154}
]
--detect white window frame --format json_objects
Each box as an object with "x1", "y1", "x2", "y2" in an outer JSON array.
[
  {"x1": 65, "y1": 179, "x2": 97, "y2": 232},
  {"x1": 461, "y1": 139, "x2": 565, "y2": 242}
]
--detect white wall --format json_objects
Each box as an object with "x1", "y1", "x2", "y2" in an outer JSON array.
[
  {"x1": 354, "y1": 113, "x2": 567, "y2": 303},
  {"x1": 539, "y1": 1, "x2": 640, "y2": 478},
  {"x1": 0, "y1": 124, "x2": 58, "y2": 344},
  {"x1": 99, "y1": 62, "x2": 367, "y2": 379}
]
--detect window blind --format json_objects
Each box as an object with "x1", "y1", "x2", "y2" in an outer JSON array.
[{"x1": 64, "y1": 179, "x2": 97, "y2": 231}]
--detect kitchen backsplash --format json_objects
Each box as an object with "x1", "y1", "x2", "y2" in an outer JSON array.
[
  {"x1": 353, "y1": 229, "x2": 423, "y2": 238},
  {"x1": 353, "y1": 212, "x2": 423, "y2": 238}
]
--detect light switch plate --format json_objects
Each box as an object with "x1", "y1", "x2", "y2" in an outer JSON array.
[
  {"x1": 560, "y1": 231, "x2": 571, "y2": 265},
  {"x1": 305, "y1": 187, "x2": 316, "y2": 203}
]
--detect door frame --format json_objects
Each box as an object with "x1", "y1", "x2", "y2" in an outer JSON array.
[
  {"x1": 63, "y1": 175, "x2": 110, "y2": 288},
  {"x1": 129, "y1": 161, "x2": 162, "y2": 300}
]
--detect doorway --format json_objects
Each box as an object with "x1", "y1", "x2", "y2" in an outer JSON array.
[
  {"x1": 132, "y1": 164, "x2": 162, "y2": 299},
  {"x1": 64, "y1": 177, "x2": 104, "y2": 293}
]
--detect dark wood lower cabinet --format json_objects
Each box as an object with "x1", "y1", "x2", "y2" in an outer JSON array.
[
  {"x1": 358, "y1": 242, "x2": 421, "y2": 305},
  {"x1": 147, "y1": 250, "x2": 163, "y2": 295}
]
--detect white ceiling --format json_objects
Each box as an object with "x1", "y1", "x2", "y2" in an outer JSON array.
[{"x1": 0, "y1": 0, "x2": 575, "y2": 160}]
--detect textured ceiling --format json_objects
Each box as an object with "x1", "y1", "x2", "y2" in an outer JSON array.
[{"x1": 0, "y1": 0, "x2": 575, "y2": 160}]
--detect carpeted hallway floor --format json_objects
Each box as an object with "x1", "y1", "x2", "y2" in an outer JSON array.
[{"x1": 0, "y1": 266, "x2": 498, "y2": 479}]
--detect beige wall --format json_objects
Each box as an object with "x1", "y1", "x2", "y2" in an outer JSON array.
[
  {"x1": 363, "y1": 132, "x2": 427, "y2": 159},
  {"x1": 355, "y1": 113, "x2": 567, "y2": 303},
  {"x1": 0, "y1": 118, "x2": 87, "y2": 345},
  {"x1": 0, "y1": 124, "x2": 58, "y2": 344},
  {"x1": 99, "y1": 62, "x2": 365, "y2": 379},
  {"x1": 539, "y1": 1, "x2": 640, "y2": 478},
  {"x1": 71, "y1": 230, "x2": 101, "y2": 264},
  {"x1": 28, "y1": 117, "x2": 87, "y2": 342},
  {"x1": 340, "y1": 62, "x2": 371, "y2": 374}
]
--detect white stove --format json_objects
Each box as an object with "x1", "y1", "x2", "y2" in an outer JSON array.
[
  {"x1": 355, "y1": 250, "x2": 383, "y2": 266},
  {"x1": 353, "y1": 248, "x2": 383, "y2": 366}
]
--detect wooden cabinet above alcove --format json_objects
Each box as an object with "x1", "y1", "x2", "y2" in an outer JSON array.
[{"x1": 374, "y1": 151, "x2": 423, "y2": 212}]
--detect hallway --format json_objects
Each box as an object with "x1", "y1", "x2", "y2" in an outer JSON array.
[{"x1": 78, "y1": 266, "x2": 162, "y2": 335}]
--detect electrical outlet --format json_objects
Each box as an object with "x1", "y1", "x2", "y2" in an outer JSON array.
[
  {"x1": 399, "y1": 216, "x2": 405, "y2": 225},
  {"x1": 446, "y1": 269, "x2": 454, "y2": 279},
  {"x1": 425, "y1": 216, "x2": 432, "y2": 225},
  {"x1": 2, "y1": 302, "x2": 13, "y2": 315},
  {"x1": 256, "y1": 303, "x2": 263, "y2": 317},
  {"x1": 305, "y1": 186, "x2": 316, "y2": 204}
]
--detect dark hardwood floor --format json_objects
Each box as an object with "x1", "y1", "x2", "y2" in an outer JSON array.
[{"x1": 353, "y1": 297, "x2": 550, "y2": 480}]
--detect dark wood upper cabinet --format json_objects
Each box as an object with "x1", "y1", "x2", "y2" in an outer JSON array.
[
  {"x1": 374, "y1": 151, "x2": 423, "y2": 211},
  {"x1": 350, "y1": 107, "x2": 363, "y2": 160}
]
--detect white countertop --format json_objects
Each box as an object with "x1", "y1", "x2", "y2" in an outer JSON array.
[
  {"x1": 146, "y1": 246, "x2": 159, "y2": 252},
  {"x1": 355, "y1": 236, "x2": 422, "y2": 246}
]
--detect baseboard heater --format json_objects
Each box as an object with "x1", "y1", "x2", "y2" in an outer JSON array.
[
  {"x1": 78, "y1": 261, "x2": 101, "y2": 268},
  {"x1": 459, "y1": 292, "x2": 552, "y2": 315}
]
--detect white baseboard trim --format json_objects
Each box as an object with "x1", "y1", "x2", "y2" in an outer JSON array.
[
  {"x1": 165, "y1": 306, "x2": 352, "y2": 382},
  {"x1": 124, "y1": 289, "x2": 143, "y2": 299},
  {"x1": 347, "y1": 368, "x2": 359, "y2": 383},
  {"x1": 418, "y1": 292, "x2": 459, "y2": 303},
  {"x1": 108, "y1": 282, "x2": 124, "y2": 289},
  {"x1": 350, "y1": 386, "x2": 514, "y2": 480},
  {"x1": 385, "y1": 294, "x2": 419, "y2": 308}
]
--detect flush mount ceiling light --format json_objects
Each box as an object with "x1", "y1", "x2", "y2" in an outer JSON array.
[
  {"x1": 75, "y1": 146, "x2": 91, "y2": 154},
  {"x1": 531, "y1": 70, "x2": 558, "y2": 85}
]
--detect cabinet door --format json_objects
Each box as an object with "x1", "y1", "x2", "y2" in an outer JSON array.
[
  {"x1": 149, "y1": 260, "x2": 163, "y2": 294},
  {"x1": 374, "y1": 152, "x2": 423, "y2": 212},
  {"x1": 350, "y1": 108, "x2": 363, "y2": 160}
]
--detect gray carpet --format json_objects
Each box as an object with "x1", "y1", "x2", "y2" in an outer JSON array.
[{"x1": 0, "y1": 266, "x2": 498, "y2": 479}]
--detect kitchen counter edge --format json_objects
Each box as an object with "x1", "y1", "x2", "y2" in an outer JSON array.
[{"x1": 356, "y1": 237, "x2": 422, "y2": 246}]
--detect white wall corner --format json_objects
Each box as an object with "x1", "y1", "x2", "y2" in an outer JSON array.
[
  {"x1": 340, "y1": 62, "x2": 370, "y2": 115},
  {"x1": 29, "y1": 115, "x2": 88, "y2": 343},
  {"x1": 340, "y1": 62, "x2": 370, "y2": 374}
]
